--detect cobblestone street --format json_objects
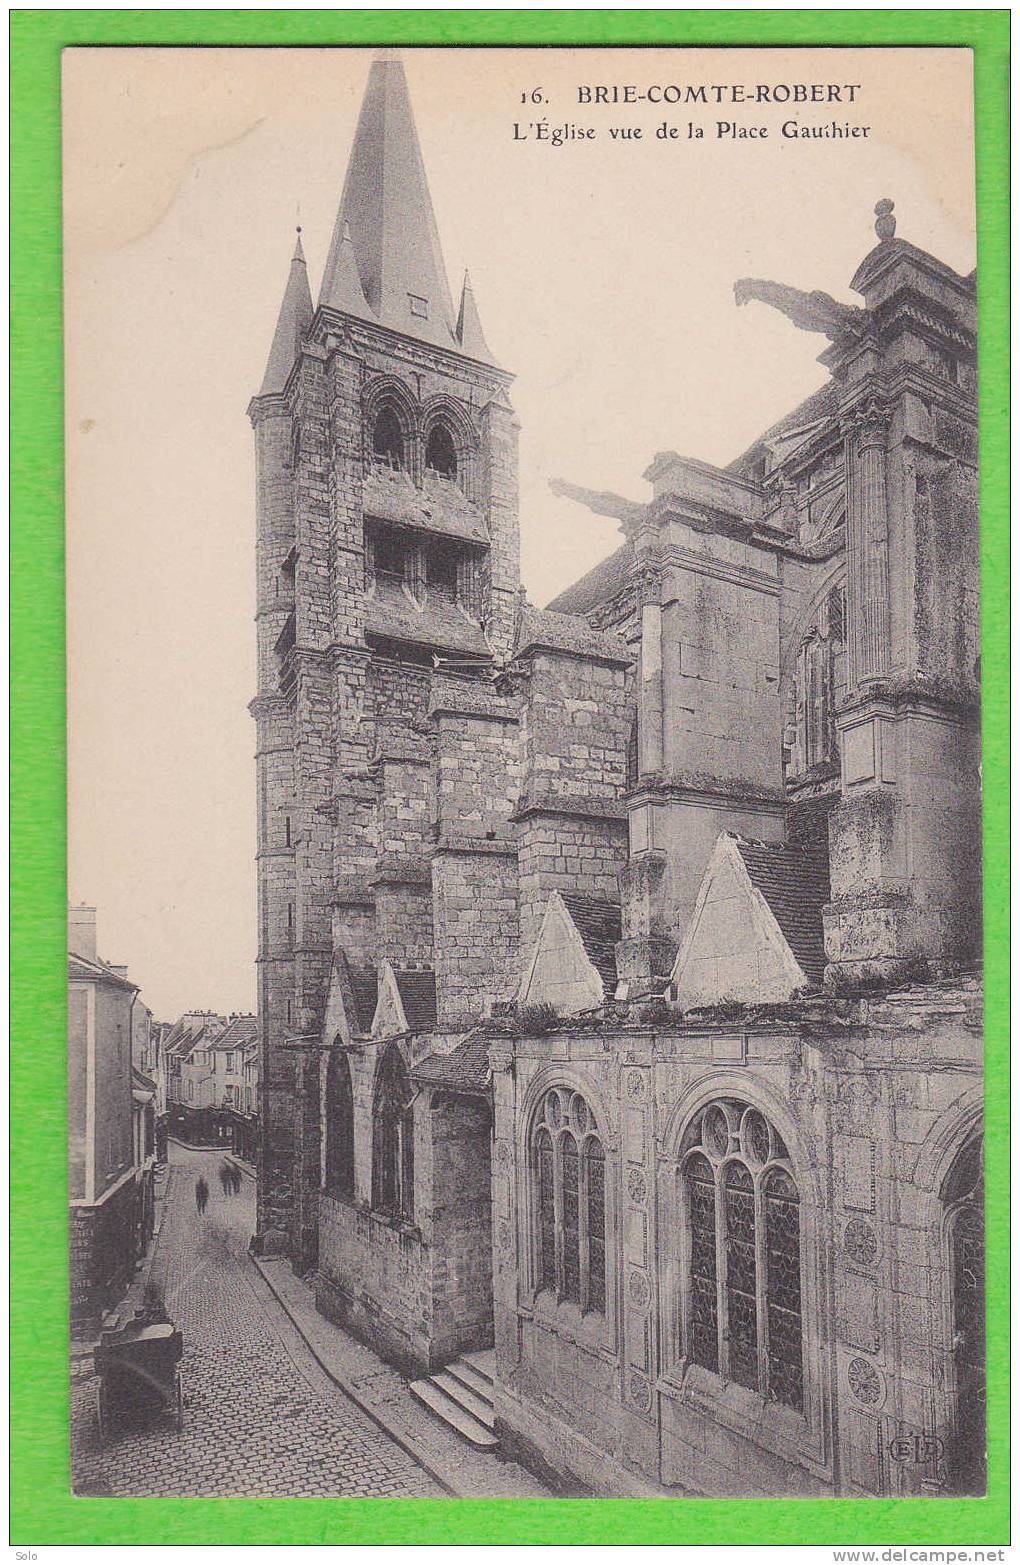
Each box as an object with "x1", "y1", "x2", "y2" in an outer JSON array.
[{"x1": 71, "y1": 1144, "x2": 444, "y2": 1497}]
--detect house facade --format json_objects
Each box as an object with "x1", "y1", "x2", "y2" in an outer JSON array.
[
  {"x1": 250, "y1": 54, "x2": 983, "y2": 1498},
  {"x1": 68, "y1": 905, "x2": 158, "y2": 1325}
]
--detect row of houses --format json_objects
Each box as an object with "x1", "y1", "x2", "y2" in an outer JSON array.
[
  {"x1": 69, "y1": 904, "x2": 262, "y2": 1326},
  {"x1": 164, "y1": 1010, "x2": 259, "y2": 1164}
]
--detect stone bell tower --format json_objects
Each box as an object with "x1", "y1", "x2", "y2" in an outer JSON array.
[{"x1": 248, "y1": 51, "x2": 519, "y2": 1262}]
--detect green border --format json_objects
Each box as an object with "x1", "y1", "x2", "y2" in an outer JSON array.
[{"x1": 11, "y1": 8, "x2": 1009, "y2": 1547}]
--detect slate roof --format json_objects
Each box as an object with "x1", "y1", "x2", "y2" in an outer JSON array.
[
  {"x1": 365, "y1": 588, "x2": 491, "y2": 657},
  {"x1": 68, "y1": 951, "x2": 137, "y2": 992},
  {"x1": 560, "y1": 893, "x2": 622, "y2": 996},
  {"x1": 733, "y1": 836, "x2": 831, "y2": 985},
  {"x1": 411, "y1": 1032, "x2": 491, "y2": 1093},
  {"x1": 515, "y1": 605, "x2": 632, "y2": 666},
  {"x1": 545, "y1": 541, "x2": 634, "y2": 616},
  {"x1": 350, "y1": 969, "x2": 380, "y2": 1035},
  {"x1": 209, "y1": 1015, "x2": 258, "y2": 1052},
  {"x1": 726, "y1": 382, "x2": 837, "y2": 479},
  {"x1": 393, "y1": 970, "x2": 438, "y2": 1033}
]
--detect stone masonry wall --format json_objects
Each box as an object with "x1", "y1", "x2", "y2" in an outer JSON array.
[{"x1": 490, "y1": 981, "x2": 982, "y2": 1497}]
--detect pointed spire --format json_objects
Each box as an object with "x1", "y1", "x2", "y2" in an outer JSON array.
[
  {"x1": 319, "y1": 220, "x2": 373, "y2": 317},
  {"x1": 456, "y1": 270, "x2": 497, "y2": 364},
  {"x1": 259, "y1": 230, "x2": 313, "y2": 395},
  {"x1": 319, "y1": 52, "x2": 458, "y2": 350}
]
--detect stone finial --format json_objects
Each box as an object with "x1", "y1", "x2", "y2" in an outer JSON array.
[{"x1": 874, "y1": 199, "x2": 896, "y2": 241}]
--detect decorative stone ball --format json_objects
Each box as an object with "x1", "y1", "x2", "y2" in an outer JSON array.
[
  {"x1": 848, "y1": 1356, "x2": 883, "y2": 1406},
  {"x1": 844, "y1": 1217, "x2": 879, "y2": 1267},
  {"x1": 874, "y1": 199, "x2": 896, "y2": 241},
  {"x1": 627, "y1": 1167, "x2": 648, "y2": 1207}
]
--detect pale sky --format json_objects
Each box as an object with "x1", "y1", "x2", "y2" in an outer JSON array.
[{"x1": 63, "y1": 47, "x2": 976, "y2": 1019}]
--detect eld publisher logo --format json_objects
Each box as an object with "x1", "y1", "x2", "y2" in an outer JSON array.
[{"x1": 888, "y1": 1433, "x2": 945, "y2": 1465}]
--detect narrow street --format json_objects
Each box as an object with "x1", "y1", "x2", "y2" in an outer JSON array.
[{"x1": 71, "y1": 1144, "x2": 444, "y2": 1497}]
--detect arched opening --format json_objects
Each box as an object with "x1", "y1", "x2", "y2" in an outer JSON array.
[
  {"x1": 680, "y1": 1097, "x2": 803, "y2": 1411},
  {"x1": 942, "y1": 1135, "x2": 985, "y2": 1494},
  {"x1": 324, "y1": 1046, "x2": 354, "y2": 1200},
  {"x1": 424, "y1": 422, "x2": 457, "y2": 479},
  {"x1": 372, "y1": 405, "x2": 405, "y2": 470},
  {"x1": 372, "y1": 1044, "x2": 414, "y2": 1221},
  {"x1": 529, "y1": 1087, "x2": 606, "y2": 1315}
]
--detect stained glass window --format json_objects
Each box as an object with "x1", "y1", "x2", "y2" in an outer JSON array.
[
  {"x1": 372, "y1": 1044, "x2": 413, "y2": 1220},
  {"x1": 687, "y1": 1152, "x2": 718, "y2": 1372},
  {"x1": 325, "y1": 1046, "x2": 354, "y2": 1199},
  {"x1": 681, "y1": 1099, "x2": 803, "y2": 1407},
  {"x1": 725, "y1": 1161, "x2": 759, "y2": 1391},
  {"x1": 531, "y1": 1089, "x2": 606, "y2": 1316},
  {"x1": 561, "y1": 1132, "x2": 581, "y2": 1303},
  {"x1": 764, "y1": 1167, "x2": 803, "y2": 1410}
]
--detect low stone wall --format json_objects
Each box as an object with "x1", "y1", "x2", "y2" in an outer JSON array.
[{"x1": 316, "y1": 1192, "x2": 432, "y2": 1374}]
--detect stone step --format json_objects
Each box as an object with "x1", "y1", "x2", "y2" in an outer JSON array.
[
  {"x1": 431, "y1": 1370, "x2": 495, "y2": 1430},
  {"x1": 409, "y1": 1377, "x2": 499, "y2": 1449},
  {"x1": 460, "y1": 1347, "x2": 495, "y2": 1385},
  {"x1": 443, "y1": 1357, "x2": 493, "y2": 1402}
]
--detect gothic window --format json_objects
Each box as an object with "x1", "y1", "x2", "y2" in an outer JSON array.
[
  {"x1": 324, "y1": 1046, "x2": 354, "y2": 1200},
  {"x1": 942, "y1": 1135, "x2": 985, "y2": 1494},
  {"x1": 791, "y1": 585, "x2": 846, "y2": 777},
  {"x1": 372, "y1": 404, "x2": 405, "y2": 470},
  {"x1": 680, "y1": 1099, "x2": 804, "y2": 1411},
  {"x1": 425, "y1": 422, "x2": 457, "y2": 479},
  {"x1": 372, "y1": 1044, "x2": 414, "y2": 1221},
  {"x1": 530, "y1": 1088, "x2": 606, "y2": 1315}
]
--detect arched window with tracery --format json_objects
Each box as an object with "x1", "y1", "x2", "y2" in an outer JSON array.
[
  {"x1": 942, "y1": 1134, "x2": 985, "y2": 1494},
  {"x1": 530, "y1": 1088, "x2": 606, "y2": 1315},
  {"x1": 324, "y1": 1045, "x2": 354, "y2": 1199},
  {"x1": 372, "y1": 1044, "x2": 414, "y2": 1220},
  {"x1": 372, "y1": 404, "x2": 405, "y2": 470},
  {"x1": 680, "y1": 1098, "x2": 804, "y2": 1411},
  {"x1": 424, "y1": 421, "x2": 457, "y2": 480}
]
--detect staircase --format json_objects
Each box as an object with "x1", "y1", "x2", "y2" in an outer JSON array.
[{"x1": 409, "y1": 1348, "x2": 497, "y2": 1449}]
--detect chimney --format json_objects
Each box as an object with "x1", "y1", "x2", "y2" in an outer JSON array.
[{"x1": 69, "y1": 904, "x2": 97, "y2": 961}]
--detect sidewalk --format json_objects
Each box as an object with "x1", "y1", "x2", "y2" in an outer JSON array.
[{"x1": 253, "y1": 1255, "x2": 553, "y2": 1498}]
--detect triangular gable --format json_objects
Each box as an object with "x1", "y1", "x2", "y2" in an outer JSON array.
[
  {"x1": 670, "y1": 833, "x2": 809, "y2": 1010},
  {"x1": 321, "y1": 950, "x2": 369, "y2": 1048},
  {"x1": 371, "y1": 960, "x2": 409, "y2": 1040},
  {"x1": 518, "y1": 892, "x2": 607, "y2": 1017}
]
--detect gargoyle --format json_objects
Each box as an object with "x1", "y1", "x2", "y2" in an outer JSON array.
[
  {"x1": 734, "y1": 278, "x2": 868, "y2": 343},
  {"x1": 549, "y1": 477, "x2": 646, "y2": 534}
]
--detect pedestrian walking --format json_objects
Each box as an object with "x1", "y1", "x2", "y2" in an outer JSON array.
[
  {"x1": 195, "y1": 1176, "x2": 209, "y2": 1215},
  {"x1": 230, "y1": 1164, "x2": 242, "y2": 1196},
  {"x1": 219, "y1": 1163, "x2": 232, "y2": 1197}
]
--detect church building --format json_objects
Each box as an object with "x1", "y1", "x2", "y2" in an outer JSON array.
[{"x1": 249, "y1": 53, "x2": 983, "y2": 1498}]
